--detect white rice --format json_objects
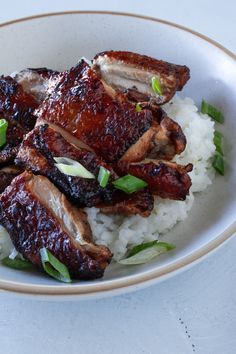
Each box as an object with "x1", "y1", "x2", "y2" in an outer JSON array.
[
  {"x1": 0, "y1": 225, "x2": 14, "y2": 260},
  {"x1": 0, "y1": 96, "x2": 216, "y2": 261}
]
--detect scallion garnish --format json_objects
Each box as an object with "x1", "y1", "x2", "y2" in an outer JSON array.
[
  {"x1": 98, "y1": 166, "x2": 110, "y2": 188},
  {"x1": 135, "y1": 103, "x2": 142, "y2": 112},
  {"x1": 151, "y1": 76, "x2": 162, "y2": 95},
  {"x1": 40, "y1": 248, "x2": 71, "y2": 283},
  {"x1": 214, "y1": 130, "x2": 223, "y2": 155},
  {"x1": 0, "y1": 118, "x2": 8, "y2": 148},
  {"x1": 1, "y1": 256, "x2": 32, "y2": 270},
  {"x1": 118, "y1": 241, "x2": 175, "y2": 265},
  {"x1": 112, "y1": 174, "x2": 148, "y2": 194},
  {"x1": 54, "y1": 157, "x2": 95, "y2": 179},
  {"x1": 201, "y1": 100, "x2": 224, "y2": 123},
  {"x1": 212, "y1": 153, "x2": 224, "y2": 176}
]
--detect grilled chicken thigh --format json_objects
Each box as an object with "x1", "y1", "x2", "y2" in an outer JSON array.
[
  {"x1": 0, "y1": 166, "x2": 21, "y2": 193},
  {"x1": 121, "y1": 108, "x2": 186, "y2": 162},
  {"x1": 116, "y1": 159, "x2": 192, "y2": 200},
  {"x1": 16, "y1": 124, "x2": 117, "y2": 207},
  {"x1": 0, "y1": 76, "x2": 38, "y2": 166},
  {"x1": 100, "y1": 189, "x2": 154, "y2": 217},
  {"x1": 0, "y1": 172, "x2": 112, "y2": 279},
  {"x1": 13, "y1": 68, "x2": 60, "y2": 103},
  {"x1": 36, "y1": 60, "x2": 153, "y2": 162},
  {"x1": 16, "y1": 125, "x2": 154, "y2": 216},
  {"x1": 93, "y1": 51, "x2": 190, "y2": 105}
]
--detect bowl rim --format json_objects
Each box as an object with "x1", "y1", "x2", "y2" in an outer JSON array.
[{"x1": 0, "y1": 10, "x2": 235, "y2": 297}]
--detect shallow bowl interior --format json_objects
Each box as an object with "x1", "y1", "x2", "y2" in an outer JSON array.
[{"x1": 0, "y1": 12, "x2": 235, "y2": 297}]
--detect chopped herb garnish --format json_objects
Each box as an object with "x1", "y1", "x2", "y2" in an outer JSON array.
[
  {"x1": 54, "y1": 157, "x2": 95, "y2": 179},
  {"x1": 151, "y1": 76, "x2": 162, "y2": 95},
  {"x1": 135, "y1": 103, "x2": 142, "y2": 112},
  {"x1": 98, "y1": 166, "x2": 110, "y2": 188},
  {"x1": 0, "y1": 118, "x2": 8, "y2": 148},
  {"x1": 212, "y1": 153, "x2": 224, "y2": 176},
  {"x1": 40, "y1": 248, "x2": 71, "y2": 283},
  {"x1": 1, "y1": 256, "x2": 32, "y2": 270},
  {"x1": 201, "y1": 100, "x2": 224, "y2": 123},
  {"x1": 118, "y1": 241, "x2": 175, "y2": 265},
  {"x1": 112, "y1": 174, "x2": 148, "y2": 194},
  {"x1": 214, "y1": 130, "x2": 223, "y2": 155}
]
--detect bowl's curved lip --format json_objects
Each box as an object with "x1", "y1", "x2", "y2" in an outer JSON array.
[{"x1": 0, "y1": 10, "x2": 235, "y2": 297}]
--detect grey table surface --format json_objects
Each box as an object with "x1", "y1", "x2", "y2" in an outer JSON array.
[{"x1": 0, "y1": 1, "x2": 235, "y2": 353}]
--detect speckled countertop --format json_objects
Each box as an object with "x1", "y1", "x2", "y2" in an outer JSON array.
[{"x1": 0, "y1": 1, "x2": 235, "y2": 353}]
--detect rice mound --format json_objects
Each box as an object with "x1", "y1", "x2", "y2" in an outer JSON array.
[
  {"x1": 0, "y1": 97, "x2": 216, "y2": 261},
  {"x1": 86, "y1": 97, "x2": 216, "y2": 260}
]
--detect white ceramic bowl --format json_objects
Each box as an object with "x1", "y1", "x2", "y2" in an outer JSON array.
[{"x1": 0, "y1": 12, "x2": 235, "y2": 299}]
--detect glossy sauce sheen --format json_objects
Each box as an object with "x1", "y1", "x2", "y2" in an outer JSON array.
[
  {"x1": 36, "y1": 61, "x2": 153, "y2": 162},
  {"x1": 16, "y1": 125, "x2": 154, "y2": 215},
  {"x1": 0, "y1": 172, "x2": 112, "y2": 280},
  {"x1": 116, "y1": 160, "x2": 192, "y2": 200},
  {"x1": 0, "y1": 76, "x2": 38, "y2": 166},
  {"x1": 16, "y1": 125, "x2": 117, "y2": 207}
]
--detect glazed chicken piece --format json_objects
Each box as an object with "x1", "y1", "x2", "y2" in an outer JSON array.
[
  {"x1": 35, "y1": 59, "x2": 187, "y2": 163},
  {"x1": 13, "y1": 67, "x2": 60, "y2": 104},
  {"x1": 36, "y1": 60, "x2": 153, "y2": 163},
  {"x1": 16, "y1": 124, "x2": 154, "y2": 216},
  {"x1": 100, "y1": 189, "x2": 154, "y2": 217},
  {"x1": 93, "y1": 51, "x2": 190, "y2": 105},
  {"x1": 0, "y1": 166, "x2": 21, "y2": 194},
  {"x1": 121, "y1": 107, "x2": 186, "y2": 162},
  {"x1": 0, "y1": 76, "x2": 38, "y2": 166},
  {"x1": 0, "y1": 172, "x2": 112, "y2": 280},
  {"x1": 16, "y1": 124, "x2": 117, "y2": 208},
  {"x1": 116, "y1": 159, "x2": 193, "y2": 200}
]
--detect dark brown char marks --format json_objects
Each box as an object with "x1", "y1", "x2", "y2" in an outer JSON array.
[
  {"x1": 14, "y1": 67, "x2": 60, "y2": 103},
  {"x1": 116, "y1": 160, "x2": 193, "y2": 200},
  {"x1": 16, "y1": 125, "x2": 117, "y2": 207},
  {"x1": 0, "y1": 172, "x2": 112, "y2": 280},
  {"x1": 36, "y1": 60, "x2": 153, "y2": 162},
  {"x1": 94, "y1": 51, "x2": 190, "y2": 91},
  {"x1": 0, "y1": 168, "x2": 21, "y2": 193},
  {"x1": 0, "y1": 76, "x2": 39, "y2": 166},
  {"x1": 100, "y1": 189, "x2": 154, "y2": 217},
  {"x1": 93, "y1": 51, "x2": 190, "y2": 105}
]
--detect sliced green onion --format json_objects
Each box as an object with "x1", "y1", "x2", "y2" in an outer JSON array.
[
  {"x1": 112, "y1": 174, "x2": 148, "y2": 194},
  {"x1": 201, "y1": 100, "x2": 224, "y2": 123},
  {"x1": 54, "y1": 157, "x2": 95, "y2": 179},
  {"x1": 212, "y1": 153, "x2": 224, "y2": 176},
  {"x1": 0, "y1": 118, "x2": 8, "y2": 148},
  {"x1": 135, "y1": 103, "x2": 142, "y2": 112},
  {"x1": 214, "y1": 130, "x2": 223, "y2": 155},
  {"x1": 118, "y1": 241, "x2": 175, "y2": 265},
  {"x1": 1, "y1": 256, "x2": 32, "y2": 270},
  {"x1": 98, "y1": 166, "x2": 110, "y2": 188},
  {"x1": 40, "y1": 248, "x2": 71, "y2": 283},
  {"x1": 151, "y1": 76, "x2": 162, "y2": 95}
]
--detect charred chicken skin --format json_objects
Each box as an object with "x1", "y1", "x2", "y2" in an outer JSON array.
[
  {"x1": 100, "y1": 189, "x2": 154, "y2": 217},
  {"x1": 0, "y1": 166, "x2": 22, "y2": 194},
  {"x1": 16, "y1": 124, "x2": 154, "y2": 216},
  {"x1": 36, "y1": 60, "x2": 153, "y2": 163},
  {"x1": 13, "y1": 67, "x2": 60, "y2": 104},
  {"x1": 93, "y1": 51, "x2": 190, "y2": 105},
  {"x1": 16, "y1": 124, "x2": 117, "y2": 208},
  {"x1": 116, "y1": 160, "x2": 193, "y2": 200},
  {"x1": 121, "y1": 107, "x2": 186, "y2": 162},
  {"x1": 0, "y1": 172, "x2": 112, "y2": 279},
  {"x1": 0, "y1": 76, "x2": 38, "y2": 166}
]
